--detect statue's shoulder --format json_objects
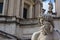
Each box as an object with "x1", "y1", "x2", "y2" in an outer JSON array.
[
  {"x1": 31, "y1": 31, "x2": 40, "y2": 40},
  {"x1": 32, "y1": 31, "x2": 40, "y2": 36}
]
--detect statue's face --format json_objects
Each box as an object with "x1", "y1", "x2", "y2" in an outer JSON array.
[
  {"x1": 42, "y1": 21, "x2": 54, "y2": 35},
  {"x1": 39, "y1": 14, "x2": 54, "y2": 35}
]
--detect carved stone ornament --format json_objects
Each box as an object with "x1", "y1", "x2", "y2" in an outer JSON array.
[{"x1": 31, "y1": 14, "x2": 60, "y2": 40}]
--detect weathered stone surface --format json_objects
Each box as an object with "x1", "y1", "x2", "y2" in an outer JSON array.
[{"x1": 31, "y1": 15, "x2": 60, "y2": 40}]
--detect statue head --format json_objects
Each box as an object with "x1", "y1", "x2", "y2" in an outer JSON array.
[
  {"x1": 40, "y1": 14, "x2": 54, "y2": 35},
  {"x1": 40, "y1": 14, "x2": 54, "y2": 28},
  {"x1": 41, "y1": 21, "x2": 54, "y2": 35}
]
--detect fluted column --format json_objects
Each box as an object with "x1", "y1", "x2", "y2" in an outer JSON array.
[{"x1": 2, "y1": 0, "x2": 9, "y2": 15}]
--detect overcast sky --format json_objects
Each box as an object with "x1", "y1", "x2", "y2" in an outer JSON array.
[{"x1": 43, "y1": 0, "x2": 55, "y2": 14}]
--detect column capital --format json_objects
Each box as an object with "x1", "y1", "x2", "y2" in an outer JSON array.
[{"x1": 31, "y1": 0, "x2": 35, "y2": 5}]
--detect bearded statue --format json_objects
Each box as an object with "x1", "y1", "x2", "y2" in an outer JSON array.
[{"x1": 31, "y1": 14, "x2": 60, "y2": 40}]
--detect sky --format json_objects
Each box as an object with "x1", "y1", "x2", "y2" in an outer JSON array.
[{"x1": 43, "y1": 0, "x2": 55, "y2": 14}]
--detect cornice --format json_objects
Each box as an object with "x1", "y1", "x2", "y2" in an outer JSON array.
[{"x1": 0, "y1": 15, "x2": 38, "y2": 26}]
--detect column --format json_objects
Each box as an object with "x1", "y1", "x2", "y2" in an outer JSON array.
[
  {"x1": 35, "y1": 0, "x2": 42, "y2": 18},
  {"x1": 28, "y1": 5, "x2": 33, "y2": 18},
  {"x1": 20, "y1": 0, "x2": 24, "y2": 18},
  {"x1": 15, "y1": 0, "x2": 21, "y2": 17},
  {"x1": 2, "y1": 0, "x2": 9, "y2": 15},
  {"x1": 7, "y1": 0, "x2": 15, "y2": 16}
]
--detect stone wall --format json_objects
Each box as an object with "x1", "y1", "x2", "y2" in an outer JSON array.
[
  {"x1": 19, "y1": 25, "x2": 40, "y2": 39},
  {"x1": 0, "y1": 39, "x2": 16, "y2": 40},
  {"x1": 0, "y1": 23, "x2": 16, "y2": 35},
  {"x1": 54, "y1": 20, "x2": 60, "y2": 31}
]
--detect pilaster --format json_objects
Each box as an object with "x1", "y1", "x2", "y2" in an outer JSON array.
[
  {"x1": 29, "y1": 5, "x2": 33, "y2": 18},
  {"x1": 35, "y1": 0, "x2": 42, "y2": 18},
  {"x1": 20, "y1": 0, "x2": 24, "y2": 18},
  {"x1": 7, "y1": 0, "x2": 15, "y2": 16},
  {"x1": 2, "y1": 0, "x2": 9, "y2": 15},
  {"x1": 15, "y1": 0, "x2": 21, "y2": 17}
]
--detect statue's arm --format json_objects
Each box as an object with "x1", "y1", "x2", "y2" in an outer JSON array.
[{"x1": 31, "y1": 31, "x2": 40, "y2": 40}]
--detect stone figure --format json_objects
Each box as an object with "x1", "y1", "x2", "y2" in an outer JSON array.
[
  {"x1": 48, "y1": 0, "x2": 53, "y2": 11},
  {"x1": 31, "y1": 14, "x2": 60, "y2": 40}
]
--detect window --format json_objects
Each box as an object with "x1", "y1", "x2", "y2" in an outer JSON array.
[
  {"x1": 0, "y1": 0, "x2": 3, "y2": 13},
  {"x1": 23, "y1": 8, "x2": 27, "y2": 19},
  {"x1": 23, "y1": 3, "x2": 29, "y2": 19},
  {"x1": 0, "y1": 3, "x2": 3, "y2": 13}
]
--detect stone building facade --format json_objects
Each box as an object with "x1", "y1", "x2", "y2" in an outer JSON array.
[
  {"x1": 0, "y1": 0, "x2": 60, "y2": 40},
  {"x1": 54, "y1": 0, "x2": 60, "y2": 32},
  {"x1": 0, "y1": 0, "x2": 43, "y2": 40}
]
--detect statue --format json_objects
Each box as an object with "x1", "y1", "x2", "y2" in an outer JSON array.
[
  {"x1": 31, "y1": 14, "x2": 60, "y2": 40},
  {"x1": 48, "y1": 0, "x2": 53, "y2": 12}
]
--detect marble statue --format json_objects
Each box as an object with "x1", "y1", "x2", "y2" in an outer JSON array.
[
  {"x1": 48, "y1": 0, "x2": 53, "y2": 11},
  {"x1": 31, "y1": 14, "x2": 60, "y2": 40}
]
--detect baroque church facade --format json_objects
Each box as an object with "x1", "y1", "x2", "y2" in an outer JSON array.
[{"x1": 0, "y1": 0, "x2": 60, "y2": 40}]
